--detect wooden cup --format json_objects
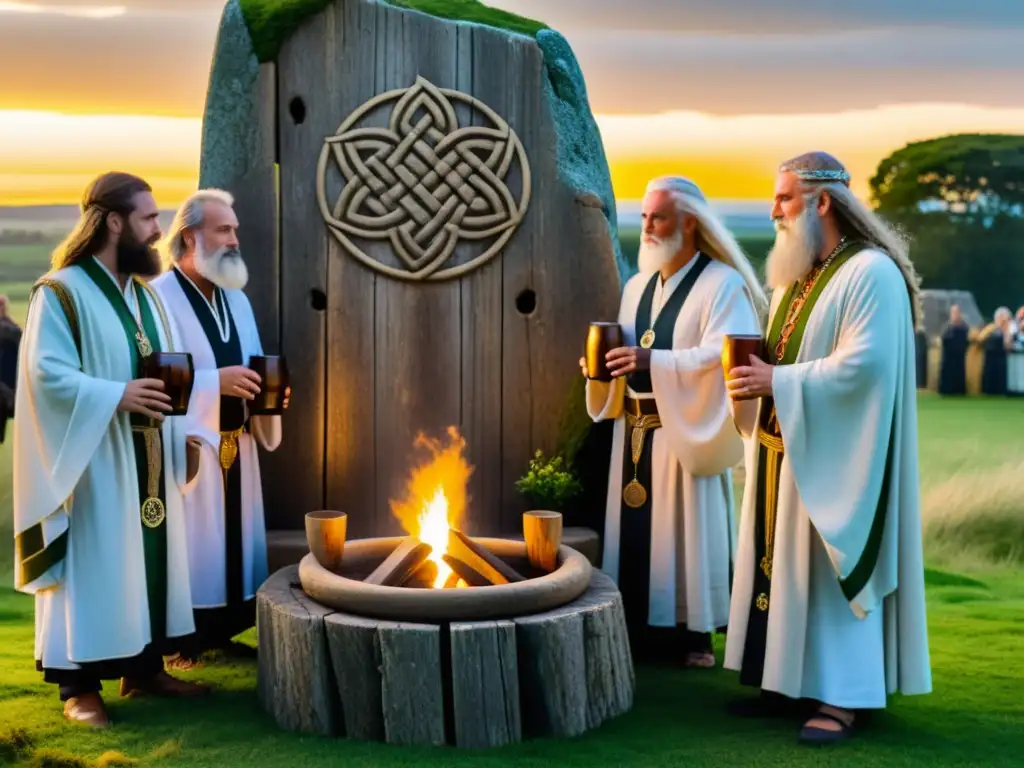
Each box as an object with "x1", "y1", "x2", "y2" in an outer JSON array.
[
  {"x1": 722, "y1": 334, "x2": 765, "y2": 401},
  {"x1": 586, "y1": 322, "x2": 624, "y2": 381},
  {"x1": 248, "y1": 354, "x2": 290, "y2": 415},
  {"x1": 523, "y1": 510, "x2": 563, "y2": 572},
  {"x1": 305, "y1": 511, "x2": 348, "y2": 573},
  {"x1": 140, "y1": 351, "x2": 194, "y2": 416}
]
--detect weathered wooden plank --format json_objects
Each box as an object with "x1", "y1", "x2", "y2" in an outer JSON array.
[
  {"x1": 450, "y1": 620, "x2": 521, "y2": 749},
  {"x1": 378, "y1": 622, "x2": 446, "y2": 746},
  {"x1": 579, "y1": 576, "x2": 635, "y2": 728},
  {"x1": 323, "y1": 611, "x2": 384, "y2": 741},
  {"x1": 513, "y1": 605, "x2": 588, "y2": 738},
  {"x1": 256, "y1": 566, "x2": 341, "y2": 735},
  {"x1": 372, "y1": 5, "x2": 463, "y2": 537},
  {"x1": 276, "y1": 4, "x2": 333, "y2": 524},
  {"x1": 452, "y1": 24, "x2": 503, "y2": 537},
  {"x1": 470, "y1": 28, "x2": 544, "y2": 532},
  {"x1": 324, "y1": 0, "x2": 379, "y2": 539}
]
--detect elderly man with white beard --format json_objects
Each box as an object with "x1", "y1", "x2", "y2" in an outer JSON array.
[
  {"x1": 151, "y1": 189, "x2": 287, "y2": 667},
  {"x1": 580, "y1": 176, "x2": 766, "y2": 667},
  {"x1": 723, "y1": 152, "x2": 932, "y2": 744}
]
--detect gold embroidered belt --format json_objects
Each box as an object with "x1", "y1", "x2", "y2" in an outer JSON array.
[
  {"x1": 755, "y1": 427, "x2": 785, "y2": 611},
  {"x1": 218, "y1": 425, "x2": 246, "y2": 472},
  {"x1": 622, "y1": 397, "x2": 661, "y2": 509},
  {"x1": 131, "y1": 424, "x2": 165, "y2": 529}
]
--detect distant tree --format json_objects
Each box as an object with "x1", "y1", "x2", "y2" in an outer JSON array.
[{"x1": 869, "y1": 134, "x2": 1024, "y2": 316}]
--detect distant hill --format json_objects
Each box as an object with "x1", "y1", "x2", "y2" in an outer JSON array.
[
  {"x1": 0, "y1": 205, "x2": 178, "y2": 235},
  {"x1": 615, "y1": 199, "x2": 774, "y2": 235},
  {"x1": 0, "y1": 201, "x2": 776, "y2": 237}
]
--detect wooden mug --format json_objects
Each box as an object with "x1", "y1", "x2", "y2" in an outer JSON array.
[
  {"x1": 305, "y1": 510, "x2": 348, "y2": 573},
  {"x1": 586, "y1": 322, "x2": 624, "y2": 381},
  {"x1": 140, "y1": 351, "x2": 194, "y2": 416},
  {"x1": 248, "y1": 354, "x2": 290, "y2": 415},
  {"x1": 722, "y1": 334, "x2": 765, "y2": 401},
  {"x1": 523, "y1": 510, "x2": 563, "y2": 572}
]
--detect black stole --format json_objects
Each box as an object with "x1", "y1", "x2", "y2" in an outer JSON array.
[
  {"x1": 618, "y1": 253, "x2": 710, "y2": 630},
  {"x1": 173, "y1": 269, "x2": 246, "y2": 607}
]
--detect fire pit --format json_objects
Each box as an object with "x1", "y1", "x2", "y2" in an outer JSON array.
[{"x1": 255, "y1": 430, "x2": 634, "y2": 748}]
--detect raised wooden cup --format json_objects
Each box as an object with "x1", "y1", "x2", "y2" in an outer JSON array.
[
  {"x1": 305, "y1": 510, "x2": 348, "y2": 573},
  {"x1": 722, "y1": 334, "x2": 765, "y2": 401},
  {"x1": 248, "y1": 354, "x2": 290, "y2": 415},
  {"x1": 586, "y1": 322, "x2": 624, "y2": 382},
  {"x1": 140, "y1": 351, "x2": 194, "y2": 416},
  {"x1": 523, "y1": 510, "x2": 563, "y2": 572}
]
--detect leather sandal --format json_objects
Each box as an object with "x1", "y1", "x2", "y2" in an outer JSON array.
[
  {"x1": 799, "y1": 706, "x2": 855, "y2": 744},
  {"x1": 120, "y1": 671, "x2": 211, "y2": 698},
  {"x1": 684, "y1": 651, "x2": 716, "y2": 668},
  {"x1": 63, "y1": 693, "x2": 110, "y2": 728}
]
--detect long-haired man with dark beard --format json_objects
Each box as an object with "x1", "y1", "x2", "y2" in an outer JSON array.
[
  {"x1": 723, "y1": 153, "x2": 932, "y2": 743},
  {"x1": 13, "y1": 172, "x2": 208, "y2": 728}
]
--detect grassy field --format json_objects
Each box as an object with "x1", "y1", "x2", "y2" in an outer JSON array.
[{"x1": 1, "y1": 394, "x2": 1022, "y2": 767}]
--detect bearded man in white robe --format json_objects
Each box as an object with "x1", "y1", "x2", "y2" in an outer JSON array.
[
  {"x1": 13, "y1": 172, "x2": 208, "y2": 728},
  {"x1": 151, "y1": 189, "x2": 287, "y2": 667},
  {"x1": 581, "y1": 176, "x2": 767, "y2": 667},
  {"x1": 724, "y1": 152, "x2": 932, "y2": 744}
]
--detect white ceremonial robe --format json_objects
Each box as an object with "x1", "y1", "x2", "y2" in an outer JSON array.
[
  {"x1": 151, "y1": 269, "x2": 281, "y2": 609},
  {"x1": 587, "y1": 256, "x2": 761, "y2": 630},
  {"x1": 14, "y1": 259, "x2": 196, "y2": 669},
  {"x1": 724, "y1": 247, "x2": 932, "y2": 709}
]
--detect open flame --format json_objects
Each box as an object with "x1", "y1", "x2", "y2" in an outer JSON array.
[{"x1": 389, "y1": 427, "x2": 474, "y2": 588}]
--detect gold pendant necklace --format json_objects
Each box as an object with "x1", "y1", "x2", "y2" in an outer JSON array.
[{"x1": 639, "y1": 329, "x2": 655, "y2": 349}]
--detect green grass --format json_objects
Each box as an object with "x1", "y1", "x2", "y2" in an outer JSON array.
[
  {"x1": 1, "y1": 279, "x2": 1023, "y2": 765},
  {"x1": 239, "y1": 0, "x2": 547, "y2": 63},
  {"x1": 0, "y1": 243, "x2": 53, "y2": 285}
]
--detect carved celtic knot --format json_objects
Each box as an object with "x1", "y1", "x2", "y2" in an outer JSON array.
[{"x1": 316, "y1": 76, "x2": 532, "y2": 281}]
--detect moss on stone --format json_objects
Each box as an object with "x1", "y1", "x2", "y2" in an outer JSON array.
[{"x1": 239, "y1": 0, "x2": 546, "y2": 63}]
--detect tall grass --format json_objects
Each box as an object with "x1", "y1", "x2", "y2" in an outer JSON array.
[{"x1": 922, "y1": 460, "x2": 1024, "y2": 571}]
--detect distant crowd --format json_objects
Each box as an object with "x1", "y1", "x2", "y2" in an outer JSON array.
[
  {"x1": 0, "y1": 294, "x2": 21, "y2": 442},
  {"x1": 922, "y1": 304, "x2": 1024, "y2": 397}
]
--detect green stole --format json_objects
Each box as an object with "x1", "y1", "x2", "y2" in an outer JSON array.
[
  {"x1": 78, "y1": 257, "x2": 170, "y2": 643},
  {"x1": 760, "y1": 238, "x2": 892, "y2": 600}
]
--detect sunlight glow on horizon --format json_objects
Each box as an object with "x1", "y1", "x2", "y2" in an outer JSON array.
[
  {"x1": 0, "y1": 2, "x2": 127, "y2": 19},
  {"x1": 2, "y1": 102, "x2": 1023, "y2": 206}
]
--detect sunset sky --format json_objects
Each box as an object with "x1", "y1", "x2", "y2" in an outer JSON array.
[{"x1": 1, "y1": 0, "x2": 1023, "y2": 206}]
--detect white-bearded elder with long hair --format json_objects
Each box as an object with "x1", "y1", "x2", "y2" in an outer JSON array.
[
  {"x1": 723, "y1": 152, "x2": 932, "y2": 745},
  {"x1": 579, "y1": 175, "x2": 764, "y2": 671},
  {"x1": 150, "y1": 189, "x2": 289, "y2": 670}
]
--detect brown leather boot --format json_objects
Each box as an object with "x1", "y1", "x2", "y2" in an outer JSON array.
[
  {"x1": 119, "y1": 670, "x2": 212, "y2": 698},
  {"x1": 63, "y1": 692, "x2": 110, "y2": 728}
]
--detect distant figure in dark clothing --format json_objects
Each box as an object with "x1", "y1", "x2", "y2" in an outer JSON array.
[
  {"x1": 980, "y1": 308, "x2": 1011, "y2": 396},
  {"x1": 938, "y1": 304, "x2": 968, "y2": 395},
  {"x1": 914, "y1": 328, "x2": 928, "y2": 389},
  {"x1": 0, "y1": 294, "x2": 22, "y2": 443}
]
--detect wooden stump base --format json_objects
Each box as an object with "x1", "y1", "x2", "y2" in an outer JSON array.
[{"x1": 256, "y1": 564, "x2": 634, "y2": 748}]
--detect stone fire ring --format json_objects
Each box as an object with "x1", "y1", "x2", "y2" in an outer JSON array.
[
  {"x1": 256, "y1": 540, "x2": 635, "y2": 749},
  {"x1": 298, "y1": 536, "x2": 593, "y2": 621}
]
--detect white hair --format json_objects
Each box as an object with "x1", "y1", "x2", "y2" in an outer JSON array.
[
  {"x1": 778, "y1": 152, "x2": 923, "y2": 328},
  {"x1": 995, "y1": 306, "x2": 1011, "y2": 323},
  {"x1": 161, "y1": 188, "x2": 235, "y2": 266},
  {"x1": 644, "y1": 176, "x2": 769, "y2": 321}
]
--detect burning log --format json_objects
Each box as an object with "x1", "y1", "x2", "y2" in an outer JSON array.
[
  {"x1": 364, "y1": 537, "x2": 433, "y2": 586},
  {"x1": 442, "y1": 554, "x2": 493, "y2": 587},
  {"x1": 401, "y1": 559, "x2": 439, "y2": 589},
  {"x1": 444, "y1": 529, "x2": 527, "y2": 586}
]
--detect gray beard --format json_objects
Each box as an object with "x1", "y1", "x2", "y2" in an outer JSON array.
[
  {"x1": 638, "y1": 230, "x2": 683, "y2": 274},
  {"x1": 765, "y1": 205, "x2": 823, "y2": 289},
  {"x1": 195, "y1": 242, "x2": 249, "y2": 291}
]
